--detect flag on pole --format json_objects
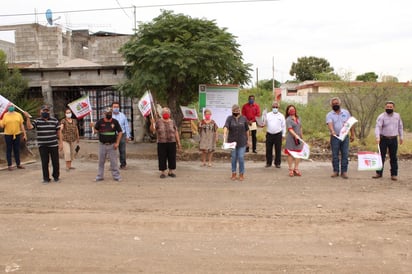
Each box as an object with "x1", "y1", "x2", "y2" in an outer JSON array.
[
  {"x1": 287, "y1": 141, "x2": 310, "y2": 160},
  {"x1": 0, "y1": 95, "x2": 12, "y2": 119},
  {"x1": 335, "y1": 116, "x2": 358, "y2": 141},
  {"x1": 180, "y1": 106, "x2": 198, "y2": 120},
  {"x1": 68, "y1": 95, "x2": 92, "y2": 119},
  {"x1": 138, "y1": 91, "x2": 152, "y2": 117}
]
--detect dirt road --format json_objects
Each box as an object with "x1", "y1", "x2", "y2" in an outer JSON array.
[{"x1": 1, "y1": 148, "x2": 411, "y2": 273}]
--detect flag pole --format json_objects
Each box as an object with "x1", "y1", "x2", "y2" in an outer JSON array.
[{"x1": 14, "y1": 104, "x2": 32, "y2": 118}]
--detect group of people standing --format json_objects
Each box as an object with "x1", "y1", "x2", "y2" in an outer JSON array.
[
  {"x1": 1, "y1": 95, "x2": 404, "y2": 184},
  {"x1": 192, "y1": 95, "x2": 404, "y2": 182}
]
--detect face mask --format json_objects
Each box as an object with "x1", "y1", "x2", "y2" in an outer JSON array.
[
  {"x1": 8, "y1": 106, "x2": 15, "y2": 112},
  {"x1": 232, "y1": 112, "x2": 239, "y2": 117},
  {"x1": 113, "y1": 108, "x2": 120, "y2": 114},
  {"x1": 65, "y1": 113, "x2": 72, "y2": 118},
  {"x1": 332, "y1": 105, "x2": 340, "y2": 111},
  {"x1": 249, "y1": 99, "x2": 254, "y2": 105},
  {"x1": 105, "y1": 114, "x2": 112, "y2": 119},
  {"x1": 162, "y1": 113, "x2": 170, "y2": 120},
  {"x1": 288, "y1": 109, "x2": 296, "y2": 116},
  {"x1": 41, "y1": 112, "x2": 50, "y2": 119},
  {"x1": 385, "y1": 109, "x2": 394, "y2": 114},
  {"x1": 272, "y1": 108, "x2": 278, "y2": 114},
  {"x1": 205, "y1": 114, "x2": 211, "y2": 120}
]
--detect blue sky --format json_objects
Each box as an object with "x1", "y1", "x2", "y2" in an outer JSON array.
[{"x1": 1, "y1": 0, "x2": 412, "y2": 84}]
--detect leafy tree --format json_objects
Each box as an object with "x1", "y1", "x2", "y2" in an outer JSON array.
[
  {"x1": 257, "y1": 79, "x2": 280, "y2": 91},
  {"x1": 0, "y1": 50, "x2": 28, "y2": 102},
  {"x1": 355, "y1": 72, "x2": 378, "y2": 82},
  {"x1": 289, "y1": 56, "x2": 334, "y2": 82},
  {"x1": 315, "y1": 72, "x2": 341, "y2": 81},
  {"x1": 120, "y1": 10, "x2": 252, "y2": 124}
]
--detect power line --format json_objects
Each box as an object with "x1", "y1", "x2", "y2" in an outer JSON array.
[{"x1": 0, "y1": 0, "x2": 279, "y2": 17}]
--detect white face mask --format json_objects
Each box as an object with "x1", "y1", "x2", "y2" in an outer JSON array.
[
  {"x1": 65, "y1": 113, "x2": 72, "y2": 118},
  {"x1": 272, "y1": 108, "x2": 279, "y2": 114}
]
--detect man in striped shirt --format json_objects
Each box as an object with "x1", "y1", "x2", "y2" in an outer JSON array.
[{"x1": 25, "y1": 104, "x2": 62, "y2": 184}]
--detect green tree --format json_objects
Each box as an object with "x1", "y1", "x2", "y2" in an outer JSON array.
[
  {"x1": 289, "y1": 56, "x2": 334, "y2": 82},
  {"x1": 355, "y1": 72, "x2": 378, "y2": 82},
  {"x1": 120, "y1": 10, "x2": 252, "y2": 124},
  {"x1": 0, "y1": 50, "x2": 28, "y2": 102},
  {"x1": 257, "y1": 79, "x2": 280, "y2": 91},
  {"x1": 315, "y1": 72, "x2": 341, "y2": 81}
]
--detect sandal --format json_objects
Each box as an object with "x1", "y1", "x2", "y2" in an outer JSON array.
[
  {"x1": 293, "y1": 169, "x2": 302, "y2": 176},
  {"x1": 288, "y1": 169, "x2": 294, "y2": 177}
]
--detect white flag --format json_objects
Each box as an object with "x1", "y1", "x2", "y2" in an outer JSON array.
[
  {"x1": 68, "y1": 95, "x2": 92, "y2": 119},
  {"x1": 335, "y1": 116, "x2": 358, "y2": 141},
  {"x1": 0, "y1": 95, "x2": 11, "y2": 119},
  {"x1": 180, "y1": 106, "x2": 198, "y2": 120},
  {"x1": 138, "y1": 91, "x2": 152, "y2": 117},
  {"x1": 287, "y1": 141, "x2": 310, "y2": 160}
]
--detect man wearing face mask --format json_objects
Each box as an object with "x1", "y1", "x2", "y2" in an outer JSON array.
[
  {"x1": 91, "y1": 107, "x2": 123, "y2": 182},
  {"x1": 264, "y1": 101, "x2": 286, "y2": 168},
  {"x1": 242, "y1": 95, "x2": 261, "y2": 153},
  {"x1": 326, "y1": 97, "x2": 355, "y2": 179},
  {"x1": 373, "y1": 101, "x2": 404, "y2": 181},
  {"x1": 24, "y1": 105, "x2": 62, "y2": 183},
  {"x1": 111, "y1": 102, "x2": 131, "y2": 170},
  {"x1": 0, "y1": 104, "x2": 27, "y2": 171}
]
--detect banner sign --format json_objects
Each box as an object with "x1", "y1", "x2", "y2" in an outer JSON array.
[{"x1": 68, "y1": 95, "x2": 92, "y2": 119}]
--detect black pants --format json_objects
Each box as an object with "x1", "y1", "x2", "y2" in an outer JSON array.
[
  {"x1": 39, "y1": 146, "x2": 60, "y2": 181},
  {"x1": 266, "y1": 132, "x2": 282, "y2": 166},
  {"x1": 377, "y1": 137, "x2": 398, "y2": 176},
  {"x1": 157, "y1": 142, "x2": 177, "y2": 171},
  {"x1": 247, "y1": 130, "x2": 257, "y2": 151}
]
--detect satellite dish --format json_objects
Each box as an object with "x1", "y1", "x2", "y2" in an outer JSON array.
[{"x1": 46, "y1": 9, "x2": 53, "y2": 25}]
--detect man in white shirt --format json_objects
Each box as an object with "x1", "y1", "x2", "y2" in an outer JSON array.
[{"x1": 264, "y1": 101, "x2": 286, "y2": 168}]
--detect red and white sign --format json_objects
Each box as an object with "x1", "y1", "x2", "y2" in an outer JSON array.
[{"x1": 68, "y1": 95, "x2": 92, "y2": 119}]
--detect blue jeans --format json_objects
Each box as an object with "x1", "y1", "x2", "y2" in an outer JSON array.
[
  {"x1": 118, "y1": 134, "x2": 127, "y2": 167},
  {"x1": 330, "y1": 135, "x2": 349, "y2": 174},
  {"x1": 231, "y1": 146, "x2": 246, "y2": 174}
]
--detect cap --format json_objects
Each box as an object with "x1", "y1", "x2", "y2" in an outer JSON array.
[
  {"x1": 41, "y1": 104, "x2": 51, "y2": 111},
  {"x1": 232, "y1": 104, "x2": 240, "y2": 113},
  {"x1": 104, "y1": 107, "x2": 113, "y2": 113}
]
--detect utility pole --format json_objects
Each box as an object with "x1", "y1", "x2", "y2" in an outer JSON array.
[{"x1": 256, "y1": 67, "x2": 259, "y2": 89}]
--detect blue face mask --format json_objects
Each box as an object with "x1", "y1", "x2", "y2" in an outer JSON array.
[
  {"x1": 113, "y1": 108, "x2": 120, "y2": 114},
  {"x1": 272, "y1": 108, "x2": 278, "y2": 114},
  {"x1": 8, "y1": 106, "x2": 15, "y2": 112},
  {"x1": 249, "y1": 99, "x2": 254, "y2": 105},
  {"x1": 41, "y1": 112, "x2": 50, "y2": 119}
]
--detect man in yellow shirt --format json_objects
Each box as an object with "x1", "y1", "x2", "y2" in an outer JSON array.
[{"x1": 0, "y1": 105, "x2": 27, "y2": 170}]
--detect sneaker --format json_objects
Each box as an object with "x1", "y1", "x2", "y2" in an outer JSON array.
[
  {"x1": 275, "y1": 165, "x2": 281, "y2": 168},
  {"x1": 265, "y1": 164, "x2": 271, "y2": 168},
  {"x1": 114, "y1": 178, "x2": 122, "y2": 182},
  {"x1": 168, "y1": 173, "x2": 176, "y2": 178},
  {"x1": 160, "y1": 174, "x2": 166, "y2": 179},
  {"x1": 120, "y1": 165, "x2": 127, "y2": 170},
  {"x1": 42, "y1": 179, "x2": 50, "y2": 184},
  {"x1": 8, "y1": 166, "x2": 14, "y2": 171},
  {"x1": 17, "y1": 165, "x2": 25, "y2": 169},
  {"x1": 331, "y1": 172, "x2": 339, "y2": 178},
  {"x1": 54, "y1": 178, "x2": 60, "y2": 183},
  {"x1": 391, "y1": 176, "x2": 398, "y2": 181},
  {"x1": 341, "y1": 172, "x2": 348, "y2": 179},
  {"x1": 94, "y1": 178, "x2": 104, "y2": 182}
]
